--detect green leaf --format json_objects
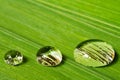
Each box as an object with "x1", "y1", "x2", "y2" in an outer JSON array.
[{"x1": 0, "y1": 0, "x2": 120, "y2": 80}]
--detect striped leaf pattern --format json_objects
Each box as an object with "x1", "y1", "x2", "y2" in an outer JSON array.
[{"x1": 0, "y1": 0, "x2": 120, "y2": 80}]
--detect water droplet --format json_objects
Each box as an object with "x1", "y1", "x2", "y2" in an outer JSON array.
[
  {"x1": 4, "y1": 50, "x2": 23, "y2": 66},
  {"x1": 37, "y1": 46, "x2": 62, "y2": 66},
  {"x1": 74, "y1": 40, "x2": 115, "y2": 67}
]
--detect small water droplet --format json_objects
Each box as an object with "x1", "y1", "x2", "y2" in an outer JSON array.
[
  {"x1": 37, "y1": 46, "x2": 62, "y2": 66},
  {"x1": 74, "y1": 39, "x2": 115, "y2": 67},
  {"x1": 4, "y1": 50, "x2": 23, "y2": 66}
]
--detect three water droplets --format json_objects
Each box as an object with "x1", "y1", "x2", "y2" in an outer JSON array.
[{"x1": 4, "y1": 39, "x2": 115, "y2": 67}]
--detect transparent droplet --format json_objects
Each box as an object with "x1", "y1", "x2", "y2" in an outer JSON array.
[
  {"x1": 37, "y1": 46, "x2": 62, "y2": 66},
  {"x1": 4, "y1": 50, "x2": 23, "y2": 66},
  {"x1": 74, "y1": 40, "x2": 115, "y2": 67}
]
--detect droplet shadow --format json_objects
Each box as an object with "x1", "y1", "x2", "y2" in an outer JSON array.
[{"x1": 23, "y1": 55, "x2": 28, "y2": 64}]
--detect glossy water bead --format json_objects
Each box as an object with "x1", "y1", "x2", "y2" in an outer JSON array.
[
  {"x1": 74, "y1": 40, "x2": 115, "y2": 67},
  {"x1": 37, "y1": 46, "x2": 62, "y2": 66},
  {"x1": 4, "y1": 50, "x2": 23, "y2": 66}
]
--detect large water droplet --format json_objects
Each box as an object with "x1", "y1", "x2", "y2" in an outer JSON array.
[
  {"x1": 74, "y1": 40, "x2": 115, "y2": 67},
  {"x1": 4, "y1": 50, "x2": 23, "y2": 66},
  {"x1": 37, "y1": 46, "x2": 62, "y2": 66}
]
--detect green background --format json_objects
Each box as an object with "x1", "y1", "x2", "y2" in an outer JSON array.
[{"x1": 0, "y1": 0, "x2": 120, "y2": 80}]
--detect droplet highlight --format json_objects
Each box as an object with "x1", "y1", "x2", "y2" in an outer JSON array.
[
  {"x1": 37, "y1": 46, "x2": 62, "y2": 66},
  {"x1": 74, "y1": 40, "x2": 115, "y2": 67},
  {"x1": 4, "y1": 50, "x2": 23, "y2": 66}
]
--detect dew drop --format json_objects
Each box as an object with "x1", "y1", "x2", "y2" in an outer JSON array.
[
  {"x1": 4, "y1": 50, "x2": 23, "y2": 66},
  {"x1": 37, "y1": 46, "x2": 62, "y2": 66},
  {"x1": 74, "y1": 39, "x2": 115, "y2": 67}
]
